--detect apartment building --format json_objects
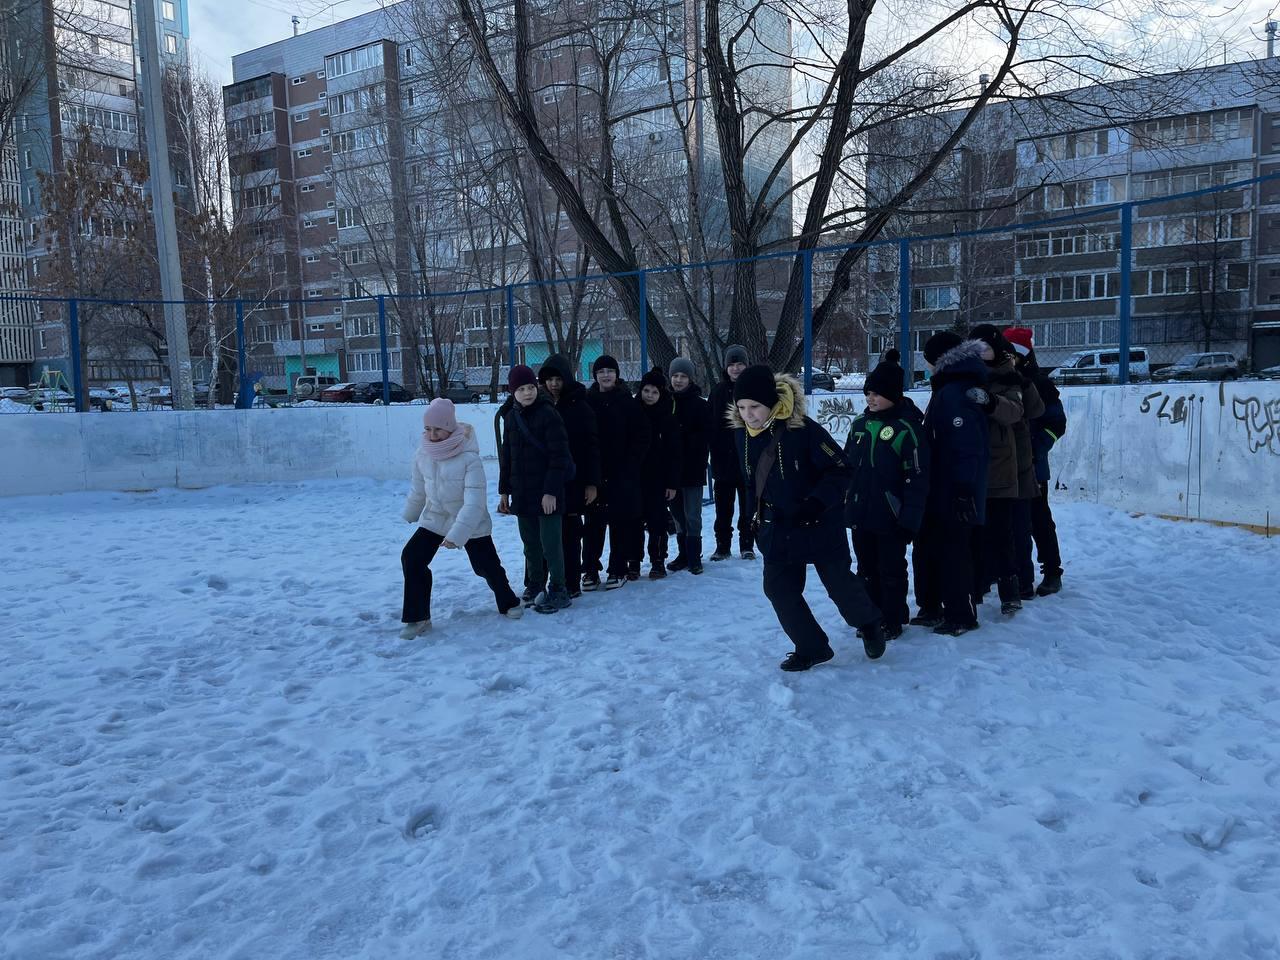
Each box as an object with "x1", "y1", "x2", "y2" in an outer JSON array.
[
  {"x1": 865, "y1": 58, "x2": 1280, "y2": 373},
  {"x1": 226, "y1": 0, "x2": 792, "y2": 394},
  {"x1": 9, "y1": 0, "x2": 191, "y2": 387}
]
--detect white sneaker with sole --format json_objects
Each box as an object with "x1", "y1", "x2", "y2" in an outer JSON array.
[
  {"x1": 399, "y1": 620, "x2": 431, "y2": 640},
  {"x1": 504, "y1": 605, "x2": 524, "y2": 620}
]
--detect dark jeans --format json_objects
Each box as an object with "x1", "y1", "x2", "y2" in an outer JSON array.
[
  {"x1": 401, "y1": 528, "x2": 519, "y2": 623},
  {"x1": 1031, "y1": 482, "x2": 1063, "y2": 577},
  {"x1": 670, "y1": 486, "x2": 704, "y2": 540},
  {"x1": 642, "y1": 496, "x2": 672, "y2": 564},
  {"x1": 1013, "y1": 498, "x2": 1034, "y2": 593},
  {"x1": 914, "y1": 511, "x2": 978, "y2": 626},
  {"x1": 762, "y1": 559, "x2": 880, "y2": 658},
  {"x1": 713, "y1": 477, "x2": 752, "y2": 552},
  {"x1": 852, "y1": 530, "x2": 910, "y2": 629},
  {"x1": 582, "y1": 510, "x2": 640, "y2": 577},
  {"x1": 980, "y1": 498, "x2": 1020, "y2": 602},
  {"x1": 518, "y1": 514, "x2": 566, "y2": 592}
]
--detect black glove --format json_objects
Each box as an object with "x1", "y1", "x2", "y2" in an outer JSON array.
[
  {"x1": 793, "y1": 497, "x2": 826, "y2": 527},
  {"x1": 952, "y1": 485, "x2": 979, "y2": 525},
  {"x1": 965, "y1": 386, "x2": 998, "y2": 414}
]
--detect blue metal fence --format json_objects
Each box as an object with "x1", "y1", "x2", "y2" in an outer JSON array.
[{"x1": 5, "y1": 174, "x2": 1276, "y2": 411}]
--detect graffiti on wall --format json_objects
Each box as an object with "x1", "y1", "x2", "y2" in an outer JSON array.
[
  {"x1": 1139, "y1": 390, "x2": 1199, "y2": 427},
  {"x1": 815, "y1": 397, "x2": 860, "y2": 439},
  {"x1": 1231, "y1": 395, "x2": 1280, "y2": 456}
]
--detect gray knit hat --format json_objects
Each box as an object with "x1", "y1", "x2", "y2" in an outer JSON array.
[
  {"x1": 669, "y1": 357, "x2": 696, "y2": 380},
  {"x1": 723, "y1": 344, "x2": 749, "y2": 368}
]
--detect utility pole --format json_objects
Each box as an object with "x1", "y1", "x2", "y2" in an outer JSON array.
[{"x1": 134, "y1": 0, "x2": 195, "y2": 409}]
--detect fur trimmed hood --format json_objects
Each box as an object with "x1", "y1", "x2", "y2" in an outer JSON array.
[
  {"x1": 725, "y1": 372, "x2": 807, "y2": 431},
  {"x1": 932, "y1": 338, "x2": 990, "y2": 374}
]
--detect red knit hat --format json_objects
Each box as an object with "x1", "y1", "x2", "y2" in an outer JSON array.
[{"x1": 1003, "y1": 326, "x2": 1034, "y2": 357}]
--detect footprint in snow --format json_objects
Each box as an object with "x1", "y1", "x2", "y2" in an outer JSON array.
[
  {"x1": 206, "y1": 575, "x2": 229, "y2": 591},
  {"x1": 404, "y1": 805, "x2": 441, "y2": 840}
]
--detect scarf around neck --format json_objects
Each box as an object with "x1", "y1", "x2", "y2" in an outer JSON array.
[
  {"x1": 421, "y1": 423, "x2": 470, "y2": 461},
  {"x1": 745, "y1": 379, "x2": 795, "y2": 437}
]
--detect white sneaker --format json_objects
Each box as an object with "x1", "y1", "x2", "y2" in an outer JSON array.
[
  {"x1": 399, "y1": 620, "x2": 431, "y2": 640},
  {"x1": 504, "y1": 605, "x2": 524, "y2": 620}
]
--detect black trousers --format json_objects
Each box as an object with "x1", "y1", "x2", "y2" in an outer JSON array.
[
  {"x1": 1013, "y1": 498, "x2": 1034, "y2": 593},
  {"x1": 852, "y1": 530, "x2": 910, "y2": 629},
  {"x1": 562, "y1": 513, "x2": 584, "y2": 590},
  {"x1": 713, "y1": 477, "x2": 753, "y2": 552},
  {"x1": 641, "y1": 496, "x2": 671, "y2": 564},
  {"x1": 763, "y1": 559, "x2": 880, "y2": 658},
  {"x1": 914, "y1": 511, "x2": 978, "y2": 627},
  {"x1": 401, "y1": 528, "x2": 519, "y2": 623},
  {"x1": 980, "y1": 498, "x2": 1020, "y2": 602},
  {"x1": 1031, "y1": 482, "x2": 1062, "y2": 577},
  {"x1": 583, "y1": 509, "x2": 642, "y2": 577}
]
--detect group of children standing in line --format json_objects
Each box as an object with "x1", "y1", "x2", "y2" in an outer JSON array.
[{"x1": 398, "y1": 326, "x2": 1066, "y2": 671}]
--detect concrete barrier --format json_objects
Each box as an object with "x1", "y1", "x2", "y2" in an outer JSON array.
[{"x1": 4, "y1": 386, "x2": 1278, "y2": 531}]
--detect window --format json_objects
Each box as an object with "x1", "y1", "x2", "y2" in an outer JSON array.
[
  {"x1": 297, "y1": 148, "x2": 312, "y2": 158},
  {"x1": 1132, "y1": 109, "x2": 1247, "y2": 149},
  {"x1": 345, "y1": 316, "x2": 378, "y2": 337},
  {"x1": 303, "y1": 218, "x2": 315, "y2": 228},
  {"x1": 542, "y1": 92, "x2": 557, "y2": 104},
  {"x1": 403, "y1": 46, "x2": 413, "y2": 66},
  {"x1": 309, "y1": 322, "x2": 326, "y2": 332},
  {"x1": 1045, "y1": 176, "x2": 1127, "y2": 210},
  {"x1": 306, "y1": 254, "x2": 320, "y2": 262},
  {"x1": 1016, "y1": 273, "x2": 1119, "y2": 303},
  {"x1": 164, "y1": 34, "x2": 178, "y2": 54},
  {"x1": 316, "y1": 71, "x2": 325, "y2": 79},
  {"x1": 344, "y1": 247, "x2": 365, "y2": 265},
  {"x1": 38, "y1": 329, "x2": 46, "y2": 350},
  {"x1": 300, "y1": 184, "x2": 315, "y2": 193},
  {"x1": 295, "y1": 112, "x2": 309, "y2": 122},
  {"x1": 336, "y1": 207, "x2": 362, "y2": 228},
  {"x1": 403, "y1": 87, "x2": 415, "y2": 108},
  {"x1": 325, "y1": 200, "x2": 336, "y2": 208},
  {"x1": 1132, "y1": 212, "x2": 1250, "y2": 247},
  {"x1": 162, "y1": 1, "x2": 175, "y2": 19},
  {"x1": 1035, "y1": 128, "x2": 1113, "y2": 162},
  {"x1": 23, "y1": 150, "x2": 31, "y2": 169},
  {"x1": 292, "y1": 76, "x2": 306, "y2": 85},
  {"x1": 910, "y1": 285, "x2": 960, "y2": 311},
  {"x1": 325, "y1": 43, "x2": 381, "y2": 79},
  {"x1": 320, "y1": 128, "x2": 329, "y2": 136},
  {"x1": 1015, "y1": 228, "x2": 1117, "y2": 259}
]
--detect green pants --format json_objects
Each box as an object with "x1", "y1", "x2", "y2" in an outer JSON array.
[{"x1": 518, "y1": 513, "x2": 566, "y2": 592}]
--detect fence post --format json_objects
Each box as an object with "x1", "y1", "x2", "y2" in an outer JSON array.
[
  {"x1": 1118, "y1": 203, "x2": 1132, "y2": 385},
  {"x1": 802, "y1": 249, "x2": 813, "y2": 393},
  {"x1": 377, "y1": 295, "x2": 391, "y2": 405},
  {"x1": 638, "y1": 269, "x2": 649, "y2": 375},
  {"x1": 898, "y1": 239, "x2": 912, "y2": 390},
  {"x1": 69, "y1": 298, "x2": 84, "y2": 412},
  {"x1": 234, "y1": 300, "x2": 246, "y2": 396},
  {"x1": 506, "y1": 285, "x2": 517, "y2": 374}
]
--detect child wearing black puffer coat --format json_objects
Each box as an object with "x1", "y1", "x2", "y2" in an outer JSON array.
[
  {"x1": 843, "y1": 363, "x2": 930, "y2": 640},
  {"x1": 637, "y1": 367, "x2": 683, "y2": 579}
]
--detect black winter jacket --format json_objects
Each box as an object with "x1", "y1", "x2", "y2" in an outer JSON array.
[
  {"x1": 732, "y1": 376, "x2": 851, "y2": 565},
  {"x1": 639, "y1": 391, "x2": 683, "y2": 505},
  {"x1": 842, "y1": 405, "x2": 930, "y2": 535},
  {"x1": 671, "y1": 383, "x2": 711, "y2": 487},
  {"x1": 923, "y1": 340, "x2": 992, "y2": 524},
  {"x1": 537, "y1": 354, "x2": 602, "y2": 512},
  {"x1": 708, "y1": 376, "x2": 741, "y2": 484},
  {"x1": 1029, "y1": 367, "x2": 1066, "y2": 484},
  {"x1": 498, "y1": 395, "x2": 572, "y2": 517},
  {"x1": 586, "y1": 380, "x2": 651, "y2": 518}
]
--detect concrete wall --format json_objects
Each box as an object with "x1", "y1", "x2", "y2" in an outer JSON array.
[{"x1": 4, "y1": 385, "x2": 1279, "y2": 531}]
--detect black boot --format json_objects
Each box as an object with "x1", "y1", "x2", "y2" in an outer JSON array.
[
  {"x1": 649, "y1": 561, "x2": 667, "y2": 580},
  {"x1": 710, "y1": 541, "x2": 732, "y2": 562},
  {"x1": 688, "y1": 537, "x2": 704, "y2": 575},
  {"x1": 668, "y1": 536, "x2": 690, "y2": 572},
  {"x1": 1036, "y1": 571, "x2": 1062, "y2": 596},
  {"x1": 780, "y1": 646, "x2": 835, "y2": 671},
  {"x1": 910, "y1": 608, "x2": 944, "y2": 628},
  {"x1": 999, "y1": 577, "x2": 1022, "y2": 616},
  {"x1": 861, "y1": 620, "x2": 886, "y2": 660}
]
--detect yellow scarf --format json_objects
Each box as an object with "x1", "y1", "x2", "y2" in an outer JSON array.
[{"x1": 744, "y1": 379, "x2": 794, "y2": 437}]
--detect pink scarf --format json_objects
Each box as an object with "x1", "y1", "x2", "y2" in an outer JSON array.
[{"x1": 421, "y1": 423, "x2": 470, "y2": 461}]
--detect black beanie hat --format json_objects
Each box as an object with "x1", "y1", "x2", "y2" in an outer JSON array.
[
  {"x1": 640, "y1": 367, "x2": 667, "y2": 390},
  {"x1": 968, "y1": 323, "x2": 1012, "y2": 358},
  {"x1": 923, "y1": 331, "x2": 962, "y2": 365},
  {"x1": 723, "y1": 344, "x2": 749, "y2": 368},
  {"x1": 864, "y1": 363, "x2": 904, "y2": 405},
  {"x1": 592, "y1": 354, "x2": 619, "y2": 377},
  {"x1": 883, "y1": 348, "x2": 901, "y2": 365},
  {"x1": 732, "y1": 364, "x2": 779, "y2": 409}
]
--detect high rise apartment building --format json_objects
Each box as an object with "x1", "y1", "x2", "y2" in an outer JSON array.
[{"x1": 865, "y1": 59, "x2": 1280, "y2": 373}]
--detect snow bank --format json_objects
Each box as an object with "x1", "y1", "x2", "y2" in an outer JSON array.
[{"x1": 2, "y1": 480, "x2": 1278, "y2": 958}]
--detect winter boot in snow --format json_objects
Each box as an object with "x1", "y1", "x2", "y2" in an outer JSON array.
[
  {"x1": 503, "y1": 604, "x2": 525, "y2": 620},
  {"x1": 534, "y1": 587, "x2": 572, "y2": 614},
  {"x1": 1020, "y1": 587, "x2": 1037, "y2": 602},
  {"x1": 604, "y1": 575, "x2": 627, "y2": 590},
  {"x1": 649, "y1": 561, "x2": 667, "y2": 580},
  {"x1": 1036, "y1": 572, "x2": 1062, "y2": 596},
  {"x1": 910, "y1": 609, "x2": 945, "y2": 629},
  {"x1": 688, "y1": 537, "x2": 704, "y2": 575},
  {"x1": 581, "y1": 572, "x2": 601, "y2": 592},
  {"x1": 399, "y1": 620, "x2": 431, "y2": 639},
  {"x1": 861, "y1": 620, "x2": 887, "y2": 660},
  {"x1": 780, "y1": 646, "x2": 836, "y2": 671},
  {"x1": 710, "y1": 542, "x2": 732, "y2": 562},
  {"x1": 668, "y1": 537, "x2": 690, "y2": 572},
  {"x1": 882, "y1": 622, "x2": 904, "y2": 642},
  {"x1": 521, "y1": 586, "x2": 540, "y2": 608},
  {"x1": 934, "y1": 620, "x2": 978, "y2": 637},
  {"x1": 998, "y1": 577, "x2": 1022, "y2": 616}
]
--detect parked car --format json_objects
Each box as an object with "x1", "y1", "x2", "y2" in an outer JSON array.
[
  {"x1": 294, "y1": 374, "x2": 339, "y2": 400},
  {"x1": 319, "y1": 382, "x2": 360, "y2": 403},
  {"x1": 1258, "y1": 363, "x2": 1280, "y2": 379},
  {"x1": 192, "y1": 381, "x2": 212, "y2": 404},
  {"x1": 808, "y1": 371, "x2": 837, "y2": 392},
  {"x1": 1049, "y1": 348, "x2": 1151, "y2": 385},
  {"x1": 1153, "y1": 352, "x2": 1241, "y2": 382},
  {"x1": 440, "y1": 379, "x2": 482, "y2": 404},
  {"x1": 355, "y1": 381, "x2": 414, "y2": 403},
  {"x1": 88, "y1": 388, "x2": 115, "y2": 411},
  {"x1": 1, "y1": 386, "x2": 30, "y2": 403},
  {"x1": 29, "y1": 388, "x2": 75, "y2": 410}
]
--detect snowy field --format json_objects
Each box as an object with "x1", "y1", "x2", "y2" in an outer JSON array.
[{"x1": 2, "y1": 478, "x2": 1279, "y2": 959}]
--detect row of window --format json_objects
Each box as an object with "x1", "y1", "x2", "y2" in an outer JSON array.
[
  {"x1": 1015, "y1": 264, "x2": 1250, "y2": 303},
  {"x1": 60, "y1": 103, "x2": 137, "y2": 134},
  {"x1": 228, "y1": 111, "x2": 275, "y2": 141}
]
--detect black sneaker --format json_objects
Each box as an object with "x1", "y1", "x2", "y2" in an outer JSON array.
[
  {"x1": 569, "y1": 588, "x2": 583, "y2": 600},
  {"x1": 604, "y1": 576, "x2": 626, "y2": 590},
  {"x1": 668, "y1": 555, "x2": 690, "y2": 572},
  {"x1": 910, "y1": 610, "x2": 944, "y2": 628},
  {"x1": 1036, "y1": 572, "x2": 1062, "y2": 596},
  {"x1": 1020, "y1": 587, "x2": 1037, "y2": 601},
  {"x1": 882, "y1": 622, "x2": 904, "y2": 641},
  {"x1": 581, "y1": 573, "x2": 601, "y2": 592},
  {"x1": 934, "y1": 620, "x2": 978, "y2": 637},
  {"x1": 779, "y1": 647, "x2": 835, "y2": 671},
  {"x1": 861, "y1": 621, "x2": 886, "y2": 660},
  {"x1": 521, "y1": 587, "x2": 539, "y2": 608},
  {"x1": 1001, "y1": 599, "x2": 1022, "y2": 616},
  {"x1": 534, "y1": 587, "x2": 572, "y2": 614},
  {"x1": 649, "y1": 562, "x2": 667, "y2": 580},
  {"x1": 710, "y1": 546, "x2": 732, "y2": 562},
  {"x1": 741, "y1": 549, "x2": 756, "y2": 561},
  {"x1": 689, "y1": 556, "x2": 704, "y2": 575},
  {"x1": 625, "y1": 571, "x2": 641, "y2": 582}
]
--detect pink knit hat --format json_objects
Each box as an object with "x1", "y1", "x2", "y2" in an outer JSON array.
[{"x1": 422, "y1": 397, "x2": 457, "y2": 432}]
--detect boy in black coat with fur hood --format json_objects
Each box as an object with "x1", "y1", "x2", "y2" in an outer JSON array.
[
  {"x1": 731, "y1": 364, "x2": 885, "y2": 670},
  {"x1": 843, "y1": 363, "x2": 930, "y2": 639}
]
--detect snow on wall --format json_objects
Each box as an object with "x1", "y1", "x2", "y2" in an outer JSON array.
[{"x1": 3, "y1": 385, "x2": 1278, "y2": 528}]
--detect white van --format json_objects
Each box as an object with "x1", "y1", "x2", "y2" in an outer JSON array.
[
  {"x1": 294, "y1": 374, "x2": 339, "y2": 399},
  {"x1": 1049, "y1": 348, "x2": 1150, "y2": 385}
]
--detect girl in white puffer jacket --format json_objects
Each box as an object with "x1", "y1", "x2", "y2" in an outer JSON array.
[{"x1": 399, "y1": 398, "x2": 522, "y2": 638}]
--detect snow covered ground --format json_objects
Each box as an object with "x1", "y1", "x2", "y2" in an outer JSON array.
[{"x1": 2, "y1": 478, "x2": 1278, "y2": 959}]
